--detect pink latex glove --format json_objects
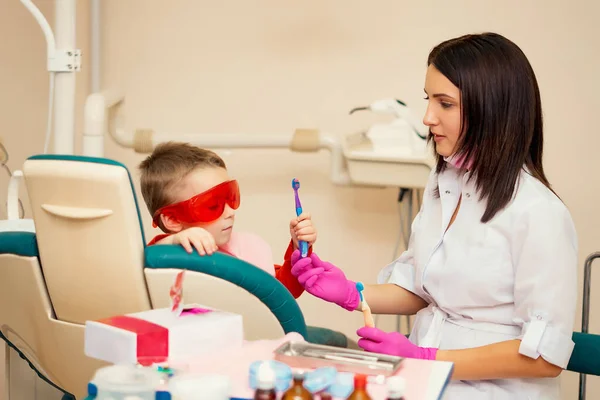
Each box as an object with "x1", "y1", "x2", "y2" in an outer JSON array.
[
  {"x1": 291, "y1": 250, "x2": 360, "y2": 311},
  {"x1": 357, "y1": 327, "x2": 438, "y2": 360}
]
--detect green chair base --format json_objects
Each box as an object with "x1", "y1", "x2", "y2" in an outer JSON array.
[{"x1": 305, "y1": 326, "x2": 349, "y2": 348}]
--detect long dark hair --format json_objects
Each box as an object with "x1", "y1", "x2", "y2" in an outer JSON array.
[{"x1": 427, "y1": 32, "x2": 553, "y2": 223}]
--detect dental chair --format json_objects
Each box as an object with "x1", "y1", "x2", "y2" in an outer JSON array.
[
  {"x1": 571, "y1": 252, "x2": 600, "y2": 400},
  {"x1": 0, "y1": 154, "x2": 346, "y2": 398},
  {"x1": 0, "y1": 231, "x2": 88, "y2": 400}
]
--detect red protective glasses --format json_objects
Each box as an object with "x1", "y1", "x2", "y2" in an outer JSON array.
[{"x1": 152, "y1": 180, "x2": 240, "y2": 227}]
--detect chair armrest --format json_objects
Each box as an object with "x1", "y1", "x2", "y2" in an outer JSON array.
[
  {"x1": 144, "y1": 245, "x2": 307, "y2": 338},
  {"x1": 567, "y1": 332, "x2": 600, "y2": 375},
  {"x1": 0, "y1": 232, "x2": 39, "y2": 257}
]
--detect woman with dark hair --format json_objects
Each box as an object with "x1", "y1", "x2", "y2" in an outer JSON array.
[{"x1": 291, "y1": 32, "x2": 577, "y2": 398}]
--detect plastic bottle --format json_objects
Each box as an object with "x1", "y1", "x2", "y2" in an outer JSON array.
[
  {"x1": 347, "y1": 374, "x2": 372, "y2": 400},
  {"x1": 169, "y1": 373, "x2": 231, "y2": 400},
  {"x1": 254, "y1": 362, "x2": 277, "y2": 400},
  {"x1": 282, "y1": 371, "x2": 313, "y2": 400},
  {"x1": 385, "y1": 376, "x2": 406, "y2": 400},
  {"x1": 90, "y1": 365, "x2": 161, "y2": 400}
]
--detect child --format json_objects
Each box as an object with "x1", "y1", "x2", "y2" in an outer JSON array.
[{"x1": 138, "y1": 141, "x2": 317, "y2": 298}]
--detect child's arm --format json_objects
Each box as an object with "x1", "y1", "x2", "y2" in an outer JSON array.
[
  {"x1": 148, "y1": 227, "x2": 218, "y2": 255},
  {"x1": 275, "y1": 240, "x2": 312, "y2": 298},
  {"x1": 275, "y1": 212, "x2": 318, "y2": 298},
  {"x1": 148, "y1": 233, "x2": 172, "y2": 246}
]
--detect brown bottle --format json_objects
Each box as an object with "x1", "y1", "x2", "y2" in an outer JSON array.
[
  {"x1": 254, "y1": 388, "x2": 276, "y2": 400},
  {"x1": 254, "y1": 362, "x2": 277, "y2": 400},
  {"x1": 319, "y1": 392, "x2": 332, "y2": 400},
  {"x1": 347, "y1": 374, "x2": 372, "y2": 400},
  {"x1": 282, "y1": 371, "x2": 313, "y2": 400}
]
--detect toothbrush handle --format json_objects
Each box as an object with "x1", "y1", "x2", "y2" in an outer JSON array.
[
  {"x1": 300, "y1": 241, "x2": 308, "y2": 258},
  {"x1": 295, "y1": 206, "x2": 308, "y2": 257}
]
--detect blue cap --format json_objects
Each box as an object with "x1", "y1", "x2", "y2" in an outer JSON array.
[
  {"x1": 328, "y1": 372, "x2": 355, "y2": 399},
  {"x1": 356, "y1": 282, "x2": 365, "y2": 301},
  {"x1": 248, "y1": 360, "x2": 292, "y2": 392},
  {"x1": 155, "y1": 391, "x2": 171, "y2": 400},
  {"x1": 303, "y1": 367, "x2": 337, "y2": 393}
]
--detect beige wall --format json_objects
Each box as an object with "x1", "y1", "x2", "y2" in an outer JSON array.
[{"x1": 1, "y1": 0, "x2": 599, "y2": 398}]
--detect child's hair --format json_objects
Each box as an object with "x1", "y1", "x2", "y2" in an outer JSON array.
[{"x1": 138, "y1": 141, "x2": 226, "y2": 231}]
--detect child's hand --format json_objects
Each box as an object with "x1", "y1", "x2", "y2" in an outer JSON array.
[
  {"x1": 172, "y1": 227, "x2": 218, "y2": 255},
  {"x1": 290, "y1": 212, "x2": 317, "y2": 249}
]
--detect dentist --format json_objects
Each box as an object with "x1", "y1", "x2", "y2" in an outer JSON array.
[{"x1": 291, "y1": 32, "x2": 577, "y2": 399}]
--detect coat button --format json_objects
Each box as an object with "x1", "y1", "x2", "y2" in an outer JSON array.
[
  {"x1": 445, "y1": 190, "x2": 450, "y2": 194},
  {"x1": 465, "y1": 193, "x2": 471, "y2": 198}
]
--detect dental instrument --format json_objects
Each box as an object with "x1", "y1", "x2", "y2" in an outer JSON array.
[
  {"x1": 356, "y1": 282, "x2": 374, "y2": 328},
  {"x1": 292, "y1": 178, "x2": 309, "y2": 258},
  {"x1": 273, "y1": 341, "x2": 403, "y2": 376},
  {"x1": 349, "y1": 98, "x2": 427, "y2": 140}
]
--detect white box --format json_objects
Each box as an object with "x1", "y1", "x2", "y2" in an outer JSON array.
[{"x1": 85, "y1": 304, "x2": 243, "y2": 365}]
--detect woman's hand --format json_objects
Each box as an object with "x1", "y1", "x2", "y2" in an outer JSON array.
[
  {"x1": 357, "y1": 327, "x2": 438, "y2": 360},
  {"x1": 291, "y1": 251, "x2": 360, "y2": 311}
]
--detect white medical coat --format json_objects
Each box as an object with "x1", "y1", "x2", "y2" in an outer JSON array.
[{"x1": 378, "y1": 166, "x2": 578, "y2": 399}]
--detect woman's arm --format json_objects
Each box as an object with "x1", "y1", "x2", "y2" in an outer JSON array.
[
  {"x1": 436, "y1": 339, "x2": 562, "y2": 380},
  {"x1": 362, "y1": 284, "x2": 428, "y2": 315}
]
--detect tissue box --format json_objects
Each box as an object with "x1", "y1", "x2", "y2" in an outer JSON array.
[{"x1": 85, "y1": 305, "x2": 243, "y2": 365}]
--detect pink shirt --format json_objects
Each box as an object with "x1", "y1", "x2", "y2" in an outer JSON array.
[{"x1": 219, "y1": 231, "x2": 275, "y2": 276}]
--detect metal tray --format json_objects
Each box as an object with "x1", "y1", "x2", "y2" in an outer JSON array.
[{"x1": 273, "y1": 341, "x2": 403, "y2": 376}]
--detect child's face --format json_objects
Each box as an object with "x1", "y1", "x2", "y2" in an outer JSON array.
[{"x1": 168, "y1": 167, "x2": 236, "y2": 246}]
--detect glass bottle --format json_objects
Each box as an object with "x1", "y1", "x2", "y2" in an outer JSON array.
[
  {"x1": 282, "y1": 371, "x2": 313, "y2": 400},
  {"x1": 347, "y1": 374, "x2": 372, "y2": 400}
]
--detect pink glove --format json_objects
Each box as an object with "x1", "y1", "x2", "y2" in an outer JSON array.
[
  {"x1": 357, "y1": 327, "x2": 438, "y2": 360},
  {"x1": 291, "y1": 250, "x2": 360, "y2": 311}
]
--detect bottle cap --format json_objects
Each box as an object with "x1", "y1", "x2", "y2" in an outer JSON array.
[
  {"x1": 353, "y1": 374, "x2": 367, "y2": 389},
  {"x1": 303, "y1": 367, "x2": 336, "y2": 393},
  {"x1": 256, "y1": 362, "x2": 276, "y2": 390},
  {"x1": 387, "y1": 376, "x2": 406, "y2": 397},
  {"x1": 292, "y1": 370, "x2": 306, "y2": 380},
  {"x1": 328, "y1": 372, "x2": 354, "y2": 399},
  {"x1": 248, "y1": 360, "x2": 292, "y2": 392}
]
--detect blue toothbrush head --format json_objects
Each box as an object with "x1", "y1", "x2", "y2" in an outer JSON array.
[
  {"x1": 292, "y1": 178, "x2": 300, "y2": 190},
  {"x1": 356, "y1": 282, "x2": 364, "y2": 301}
]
